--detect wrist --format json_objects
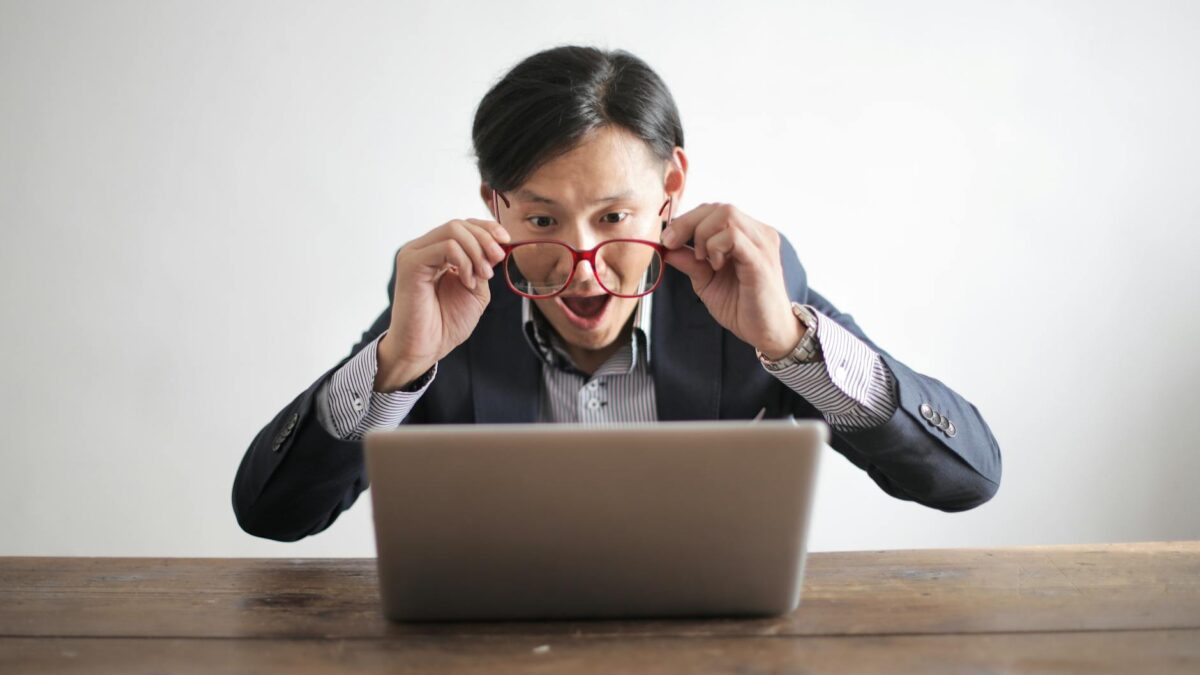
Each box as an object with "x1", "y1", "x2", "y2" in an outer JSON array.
[
  {"x1": 758, "y1": 322, "x2": 805, "y2": 362},
  {"x1": 375, "y1": 333, "x2": 436, "y2": 393},
  {"x1": 375, "y1": 364, "x2": 434, "y2": 393},
  {"x1": 756, "y1": 302, "x2": 822, "y2": 368}
]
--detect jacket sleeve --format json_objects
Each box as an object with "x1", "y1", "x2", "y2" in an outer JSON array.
[
  {"x1": 777, "y1": 236, "x2": 1003, "y2": 512},
  {"x1": 231, "y1": 260, "x2": 401, "y2": 542}
]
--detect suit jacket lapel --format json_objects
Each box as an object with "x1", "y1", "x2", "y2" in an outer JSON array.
[
  {"x1": 652, "y1": 268, "x2": 723, "y2": 421},
  {"x1": 468, "y1": 275, "x2": 540, "y2": 423},
  {"x1": 468, "y1": 269, "x2": 724, "y2": 423}
]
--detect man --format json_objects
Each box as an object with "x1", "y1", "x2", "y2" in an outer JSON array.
[{"x1": 233, "y1": 46, "x2": 1001, "y2": 542}]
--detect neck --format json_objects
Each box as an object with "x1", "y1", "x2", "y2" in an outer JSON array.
[{"x1": 564, "y1": 329, "x2": 631, "y2": 376}]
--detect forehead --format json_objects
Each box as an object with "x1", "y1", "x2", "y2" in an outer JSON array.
[{"x1": 513, "y1": 126, "x2": 661, "y2": 206}]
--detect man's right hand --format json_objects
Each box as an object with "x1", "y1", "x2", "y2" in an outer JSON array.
[{"x1": 374, "y1": 218, "x2": 510, "y2": 392}]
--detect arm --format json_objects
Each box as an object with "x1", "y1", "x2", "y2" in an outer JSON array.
[
  {"x1": 233, "y1": 216, "x2": 509, "y2": 542},
  {"x1": 776, "y1": 237, "x2": 1002, "y2": 512},
  {"x1": 232, "y1": 264, "x2": 435, "y2": 542},
  {"x1": 765, "y1": 307, "x2": 900, "y2": 431},
  {"x1": 314, "y1": 332, "x2": 436, "y2": 441}
]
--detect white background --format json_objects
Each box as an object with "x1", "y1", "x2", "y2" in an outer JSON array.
[{"x1": 2, "y1": 1, "x2": 1197, "y2": 557}]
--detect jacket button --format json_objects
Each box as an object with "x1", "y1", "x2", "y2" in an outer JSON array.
[
  {"x1": 946, "y1": 421, "x2": 957, "y2": 437},
  {"x1": 936, "y1": 416, "x2": 950, "y2": 431},
  {"x1": 919, "y1": 404, "x2": 934, "y2": 420},
  {"x1": 930, "y1": 412, "x2": 943, "y2": 426}
]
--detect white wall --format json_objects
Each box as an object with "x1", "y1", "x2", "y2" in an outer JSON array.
[{"x1": 2, "y1": 0, "x2": 1197, "y2": 557}]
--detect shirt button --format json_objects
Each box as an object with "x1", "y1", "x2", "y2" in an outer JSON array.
[
  {"x1": 351, "y1": 395, "x2": 364, "y2": 412},
  {"x1": 587, "y1": 380, "x2": 599, "y2": 391},
  {"x1": 587, "y1": 398, "x2": 601, "y2": 410}
]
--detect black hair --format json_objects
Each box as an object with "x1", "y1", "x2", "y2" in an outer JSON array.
[{"x1": 472, "y1": 46, "x2": 684, "y2": 194}]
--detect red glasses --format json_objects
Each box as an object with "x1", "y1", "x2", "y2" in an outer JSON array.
[{"x1": 491, "y1": 190, "x2": 672, "y2": 299}]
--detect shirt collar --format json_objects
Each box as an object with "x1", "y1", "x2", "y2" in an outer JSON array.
[{"x1": 521, "y1": 293, "x2": 654, "y2": 375}]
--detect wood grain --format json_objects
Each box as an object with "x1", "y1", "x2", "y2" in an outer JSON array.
[
  {"x1": 2, "y1": 631, "x2": 1198, "y2": 675},
  {"x1": 1, "y1": 542, "x2": 1196, "y2": 639}
]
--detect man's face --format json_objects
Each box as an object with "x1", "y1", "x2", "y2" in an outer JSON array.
[{"x1": 491, "y1": 126, "x2": 679, "y2": 354}]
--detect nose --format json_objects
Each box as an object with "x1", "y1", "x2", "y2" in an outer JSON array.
[{"x1": 568, "y1": 256, "x2": 599, "y2": 290}]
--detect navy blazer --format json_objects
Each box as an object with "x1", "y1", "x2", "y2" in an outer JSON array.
[{"x1": 233, "y1": 237, "x2": 1002, "y2": 542}]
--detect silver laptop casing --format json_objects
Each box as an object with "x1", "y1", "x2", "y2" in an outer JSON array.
[{"x1": 364, "y1": 419, "x2": 826, "y2": 621}]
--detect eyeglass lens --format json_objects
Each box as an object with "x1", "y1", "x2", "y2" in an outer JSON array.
[{"x1": 505, "y1": 240, "x2": 664, "y2": 298}]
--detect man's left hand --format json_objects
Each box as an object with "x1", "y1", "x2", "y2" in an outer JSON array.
[{"x1": 661, "y1": 202, "x2": 803, "y2": 360}]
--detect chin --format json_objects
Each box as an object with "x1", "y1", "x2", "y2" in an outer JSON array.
[{"x1": 544, "y1": 312, "x2": 623, "y2": 350}]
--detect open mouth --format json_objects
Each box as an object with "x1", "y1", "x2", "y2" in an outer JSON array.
[{"x1": 557, "y1": 294, "x2": 610, "y2": 329}]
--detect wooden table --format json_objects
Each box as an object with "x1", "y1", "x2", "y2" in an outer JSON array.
[{"x1": 1, "y1": 541, "x2": 1197, "y2": 673}]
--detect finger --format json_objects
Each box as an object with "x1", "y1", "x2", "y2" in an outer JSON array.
[
  {"x1": 691, "y1": 209, "x2": 730, "y2": 262},
  {"x1": 459, "y1": 219, "x2": 508, "y2": 267},
  {"x1": 740, "y1": 219, "x2": 773, "y2": 250},
  {"x1": 415, "y1": 239, "x2": 476, "y2": 289},
  {"x1": 705, "y1": 228, "x2": 734, "y2": 270},
  {"x1": 464, "y1": 217, "x2": 511, "y2": 245},
  {"x1": 664, "y1": 248, "x2": 715, "y2": 293},
  {"x1": 706, "y1": 226, "x2": 754, "y2": 270},
  {"x1": 661, "y1": 203, "x2": 719, "y2": 250},
  {"x1": 445, "y1": 220, "x2": 493, "y2": 280},
  {"x1": 405, "y1": 220, "x2": 458, "y2": 251},
  {"x1": 406, "y1": 217, "x2": 504, "y2": 256}
]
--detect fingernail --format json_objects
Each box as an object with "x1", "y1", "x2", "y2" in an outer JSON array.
[
  {"x1": 661, "y1": 228, "x2": 677, "y2": 247},
  {"x1": 496, "y1": 227, "x2": 511, "y2": 242}
]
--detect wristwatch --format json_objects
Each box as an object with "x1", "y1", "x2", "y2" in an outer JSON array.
[{"x1": 756, "y1": 302, "x2": 822, "y2": 370}]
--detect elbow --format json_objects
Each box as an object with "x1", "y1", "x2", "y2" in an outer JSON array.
[
  {"x1": 934, "y1": 416, "x2": 1003, "y2": 512},
  {"x1": 231, "y1": 471, "x2": 355, "y2": 543},
  {"x1": 925, "y1": 437, "x2": 1003, "y2": 513},
  {"x1": 920, "y1": 410, "x2": 1003, "y2": 513},
  {"x1": 872, "y1": 463, "x2": 1001, "y2": 513},
  {"x1": 233, "y1": 500, "x2": 310, "y2": 543},
  {"x1": 232, "y1": 478, "x2": 309, "y2": 543},
  {"x1": 864, "y1": 436, "x2": 1002, "y2": 513},
  {"x1": 929, "y1": 470, "x2": 1000, "y2": 513}
]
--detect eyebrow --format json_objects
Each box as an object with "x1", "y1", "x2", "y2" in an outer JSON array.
[{"x1": 513, "y1": 189, "x2": 634, "y2": 206}]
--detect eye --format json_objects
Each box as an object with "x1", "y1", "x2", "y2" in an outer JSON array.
[
  {"x1": 601, "y1": 212, "x2": 629, "y2": 224},
  {"x1": 526, "y1": 215, "x2": 555, "y2": 228}
]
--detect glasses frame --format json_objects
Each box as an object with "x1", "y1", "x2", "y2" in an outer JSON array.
[{"x1": 490, "y1": 188, "x2": 674, "y2": 300}]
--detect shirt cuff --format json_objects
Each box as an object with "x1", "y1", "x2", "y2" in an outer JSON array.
[
  {"x1": 767, "y1": 305, "x2": 899, "y2": 431},
  {"x1": 319, "y1": 332, "x2": 436, "y2": 441}
]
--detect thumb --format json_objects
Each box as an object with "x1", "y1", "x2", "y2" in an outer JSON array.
[{"x1": 664, "y1": 248, "x2": 714, "y2": 292}]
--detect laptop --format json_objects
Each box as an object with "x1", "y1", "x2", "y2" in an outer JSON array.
[{"x1": 363, "y1": 418, "x2": 828, "y2": 621}]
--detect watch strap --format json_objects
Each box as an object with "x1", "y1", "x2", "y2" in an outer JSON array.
[{"x1": 757, "y1": 302, "x2": 822, "y2": 370}]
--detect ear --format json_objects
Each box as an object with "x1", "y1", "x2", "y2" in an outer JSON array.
[
  {"x1": 479, "y1": 182, "x2": 497, "y2": 219},
  {"x1": 661, "y1": 146, "x2": 688, "y2": 225},
  {"x1": 665, "y1": 146, "x2": 688, "y2": 209}
]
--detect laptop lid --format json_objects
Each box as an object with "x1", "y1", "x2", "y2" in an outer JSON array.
[{"x1": 364, "y1": 418, "x2": 827, "y2": 621}]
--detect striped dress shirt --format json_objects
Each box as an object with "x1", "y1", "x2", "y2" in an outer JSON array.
[{"x1": 315, "y1": 294, "x2": 899, "y2": 439}]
